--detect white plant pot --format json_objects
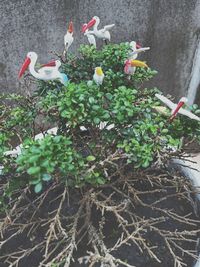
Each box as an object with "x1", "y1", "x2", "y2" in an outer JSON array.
[{"x1": 172, "y1": 155, "x2": 200, "y2": 267}]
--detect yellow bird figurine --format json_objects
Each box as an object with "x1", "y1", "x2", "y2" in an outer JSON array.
[{"x1": 93, "y1": 67, "x2": 104, "y2": 85}]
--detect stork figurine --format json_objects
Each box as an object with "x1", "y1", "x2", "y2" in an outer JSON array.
[
  {"x1": 83, "y1": 16, "x2": 115, "y2": 44},
  {"x1": 155, "y1": 94, "x2": 200, "y2": 122},
  {"x1": 63, "y1": 21, "x2": 74, "y2": 60},
  {"x1": 129, "y1": 41, "x2": 150, "y2": 60},
  {"x1": 18, "y1": 52, "x2": 69, "y2": 86},
  {"x1": 124, "y1": 59, "x2": 148, "y2": 76},
  {"x1": 82, "y1": 23, "x2": 96, "y2": 48}
]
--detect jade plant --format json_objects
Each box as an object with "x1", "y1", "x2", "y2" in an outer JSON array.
[{"x1": 0, "y1": 43, "x2": 200, "y2": 267}]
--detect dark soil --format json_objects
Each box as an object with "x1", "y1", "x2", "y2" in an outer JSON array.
[{"x1": 0, "y1": 168, "x2": 199, "y2": 267}]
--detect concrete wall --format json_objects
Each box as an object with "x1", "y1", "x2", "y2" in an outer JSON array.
[{"x1": 0, "y1": 0, "x2": 200, "y2": 102}]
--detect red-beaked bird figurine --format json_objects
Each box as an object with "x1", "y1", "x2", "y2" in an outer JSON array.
[
  {"x1": 82, "y1": 23, "x2": 96, "y2": 47},
  {"x1": 18, "y1": 52, "x2": 69, "y2": 85},
  {"x1": 155, "y1": 94, "x2": 200, "y2": 122},
  {"x1": 82, "y1": 16, "x2": 115, "y2": 44},
  {"x1": 63, "y1": 21, "x2": 74, "y2": 59}
]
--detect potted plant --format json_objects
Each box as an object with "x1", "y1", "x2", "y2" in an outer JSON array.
[{"x1": 0, "y1": 43, "x2": 200, "y2": 267}]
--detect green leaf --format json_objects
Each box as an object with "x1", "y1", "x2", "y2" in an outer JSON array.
[
  {"x1": 16, "y1": 166, "x2": 24, "y2": 172},
  {"x1": 193, "y1": 104, "x2": 198, "y2": 110},
  {"x1": 61, "y1": 110, "x2": 68, "y2": 118},
  {"x1": 92, "y1": 105, "x2": 100, "y2": 111},
  {"x1": 89, "y1": 97, "x2": 95, "y2": 104},
  {"x1": 97, "y1": 178, "x2": 105, "y2": 184},
  {"x1": 42, "y1": 174, "x2": 52, "y2": 181},
  {"x1": 29, "y1": 178, "x2": 41, "y2": 185},
  {"x1": 27, "y1": 166, "x2": 41, "y2": 175},
  {"x1": 86, "y1": 155, "x2": 96, "y2": 162},
  {"x1": 142, "y1": 161, "x2": 150, "y2": 168},
  {"x1": 93, "y1": 117, "x2": 100, "y2": 124},
  {"x1": 28, "y1": 155, "x2": 40, "y2": 163},
  {"x1": 105, "y1": 93, "x2": 113, "y2": 100},
  {"x1": 34, "y1": 182, "x2": 43, "y2": 193},
  {"x1": 161, "y1": 129, "x2": 168, "y2": 134}
]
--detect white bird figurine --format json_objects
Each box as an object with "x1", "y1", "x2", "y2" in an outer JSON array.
[
  {"x1": 82, "y1": 23, "x2": 96, "y2": 47},
  {"x1": 129, "y1": 41, "x2": 150, "y2": 60},
  {"x1": 93, "y1": 67, "x2": 104, "y2": 85},
  {"x1": 124, "y1": 59, "x2": 148, "y2": 75},
  {"x1": 63, "y1": 21, "x2": 74, "y2": 57},
  {"x1": 83, "y1": 16, "x2": 115, "y2": 43},
  {"x1": 18, "y1": 52, "x2": 69, "y2": 86},
  {"x1": 155, "y1": 94, "x2": 200, "y2": 122}
]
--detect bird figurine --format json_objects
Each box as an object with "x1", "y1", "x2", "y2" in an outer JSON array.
[
  {"x1": 129, "y1": 41, "x2": 150, "y2": 60},
  {"x1": 155, "y1": 94, "x2": 200, "y2": 122},
  {"x1": 93, "y1": 67, "x2": 104, "y2": 85},
  {"x1": 63, "y1": 21, "x2": 74, "y2": 59},
  {"x1": 82, "y1": 23, "x2": 96, "y2": 47},
  {"x1": 83, "y1": 16, "x2": 115, "y2": 44},
  {"x1": 18, "y1": 52, "x2": 69, "y2": 86},
  {"x1": 124, "y1": 59, "x2": 148, "y2": 75}
]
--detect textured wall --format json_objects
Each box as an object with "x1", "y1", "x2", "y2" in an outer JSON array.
[{"x1": 0, "y1": 0, "x2": 200, "y2": 101}]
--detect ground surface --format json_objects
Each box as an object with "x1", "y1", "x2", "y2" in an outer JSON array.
[{"x1": 0, "y1": 168, "x2": 199, "y2": 267}]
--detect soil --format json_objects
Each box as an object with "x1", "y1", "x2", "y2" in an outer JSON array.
[{"x1": 0, "y1": 168, "x2": 199, "y2": 267}]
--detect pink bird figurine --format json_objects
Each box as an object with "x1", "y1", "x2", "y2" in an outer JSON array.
[
  {"x1": 155, "y1": 94, "x2": 200, "y2": 122},
  {"x1": 124, "y1": 59, "x2": 148, "y2": 76}
]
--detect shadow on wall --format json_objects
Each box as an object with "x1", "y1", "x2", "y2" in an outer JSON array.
[{"x1": 0, "y1": 0, "x2": 199, "y2": 103}]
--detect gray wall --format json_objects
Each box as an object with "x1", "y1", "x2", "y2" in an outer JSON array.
[{"x1": 0, "y1": 0, "x2": 200, "y2": 102}]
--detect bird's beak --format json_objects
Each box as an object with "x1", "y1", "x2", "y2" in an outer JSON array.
[
  {"x1": 41, "y1": 60, "x2": 56, "y2": 67},
  {"x1": 68, "y1": 21, "x2": 73, "y2": 33},
  {"x1": 130, "y1": 60, "x2": 148, "y2": 68},
  {"x1": 171, "y1": 101, "x2": 185, "y2": 117},
  {"x1": 18, "y1": 57, "x2": 31, "y2": 79},
  {"x1": 81, "y1": 24, "x2": 88, "y2": 33},
  {"x1": 85, "y1": 18, "x2": 96, "y2": 30},
  {"x1": 136, "y1": 43, "x2": 142, "y2": 49}
]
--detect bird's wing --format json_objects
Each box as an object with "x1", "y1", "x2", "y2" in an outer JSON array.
[
  {"x1": 34, "y1": 127, "x2": 58, "y2": 141},
  {"x1": 133, "y1": 47, "x2": 150, "y2": 54},
  {"x1": 41, "y1": 60, "x2": 56, "y2": 68},
  {"x1": 178, "y1": 108, "x2": 200, "y2": 121},
  {"x1": 102, "y1": 24, "x2": 115, "y2": 32},
  {"x1": 155, "y1": 94, "x2": 176, "y2": 110},
  {"x1": 38, "y1": 67, "x2": 53, "y2": 76},
  {"x1": 152, "y1": 106, "x2": 170, "y2": 116},
  {"x1": 87, "y1": 34, "x2": 96, "y2": 47},
  {"x1": 129, "y1": 52, "x2": 138, "y2": 60}
]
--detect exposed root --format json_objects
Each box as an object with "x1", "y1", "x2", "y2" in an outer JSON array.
[{"x1": 0, "y1": 169, "x2": 199, "y2": 267}]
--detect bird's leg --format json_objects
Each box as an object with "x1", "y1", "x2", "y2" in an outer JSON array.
[
  {"x1": 62, "y1": 49, "x2": 67, "y2": 63},
  {"x1": 168, "y1": 114, "x2": 176, "y2": 123},
  {"x1": 49, "y1": 50, "x2": 64, "y2": 62},
  {"x1": 104, "y1": 39, "x2": 109, "y2": 45}
]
